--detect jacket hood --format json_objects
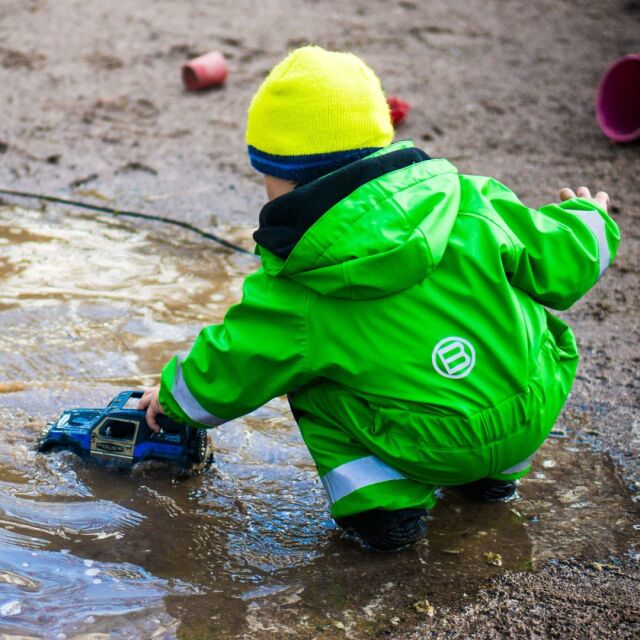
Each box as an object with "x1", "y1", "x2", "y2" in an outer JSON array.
[{"x1": 254, "y1": 141, "x2": 460, "y2": 299}]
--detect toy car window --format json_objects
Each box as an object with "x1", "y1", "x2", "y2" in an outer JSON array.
[
  {"x1": 99, "y1": 419, "x2": 138, "y2": 440},
  {"x1": 122, "y1": 397, "x2": 141, "y2": 410},
  {"x1": 69, "y1": 414, "x2": 95, "y2": 426}
]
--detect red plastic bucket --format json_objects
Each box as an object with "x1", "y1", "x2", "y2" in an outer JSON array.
[
  {"x1": 182, "y1": 51, "x2": 228, "y2": 91},
  {"x1": 595, "y1": 53, "x2": 640, "y2": 143}
]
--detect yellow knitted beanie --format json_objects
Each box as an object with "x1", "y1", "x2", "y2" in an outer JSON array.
[{"x1": 246, "y1": 46, "x2": 394, "y2": 181}]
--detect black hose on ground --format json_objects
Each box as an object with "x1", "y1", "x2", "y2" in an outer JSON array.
[{"x1": 0, "y1": 188, "x2": 253, "y2": 255}]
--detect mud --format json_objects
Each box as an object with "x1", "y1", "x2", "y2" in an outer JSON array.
[{"x1": 0, "y1": 0, "x2": 639, "y2": 638}]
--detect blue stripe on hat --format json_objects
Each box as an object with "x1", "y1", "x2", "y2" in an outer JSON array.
[{"x1": 247, "y1": 145, "x2": 380, "y2": 181}]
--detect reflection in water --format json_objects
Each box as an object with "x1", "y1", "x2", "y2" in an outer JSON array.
[
  {"x1": 0, "y1": 206, "x2": 636, "y2": 639},
  {"x1": 0, "y1": 544, "x2": 189, "y2": 637}
]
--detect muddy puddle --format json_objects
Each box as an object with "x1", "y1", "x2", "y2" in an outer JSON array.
[{"x1": 0, "y1": 205, "x2": 637, "y2": 639}]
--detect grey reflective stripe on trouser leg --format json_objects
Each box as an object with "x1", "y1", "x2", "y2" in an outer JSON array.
[
  {"x1": 500, "y1": 452, "x2": 536, "y2": 475},
  {"x1": 567, "y1": 209, "x2": 610, "y2": 277},
  {"x1": 320, "y1": 455, "x2": 407, "y2": 504},
  {"x1": 171, "y1": 359, "x2": 226, "y2": 427}
]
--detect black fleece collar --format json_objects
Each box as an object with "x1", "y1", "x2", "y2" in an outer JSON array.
[{"x1": 253, "y1": 146, "x2": 430, "y2": 260}]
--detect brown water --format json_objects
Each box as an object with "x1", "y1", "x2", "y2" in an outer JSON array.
[{"x1": 0, "y1": 205, "x2": 637, "y2": 639}]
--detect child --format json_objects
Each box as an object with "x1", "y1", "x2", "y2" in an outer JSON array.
[{"x1": 139, "y1": 46, "x2": 620, "y2": 551}]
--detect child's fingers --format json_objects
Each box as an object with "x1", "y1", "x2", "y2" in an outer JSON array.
[
  {"x1": 137, "y1": 389, "x2": 153, "y2": 410},
  {"x1": 137, "y1": 387, "x2": 163, "y2": 431},
  {"x1": 146, "y1": 396, "x2": 164, "y2": 432},
  {"x1": 559, "y1": 187, "x2": 576, "y2": 201},
  {"x1": 576, "y1": 186, "x2": 591, "y2": 198},
  {"x1": 146, "y1": 403, "x2": 161, "y2": 432},
  {"x1": 595, "y1": 191, "x2": 610, "y2": 209},
  {"x1": 559, "y1": 186, "x2": 609, "y2": 211}
]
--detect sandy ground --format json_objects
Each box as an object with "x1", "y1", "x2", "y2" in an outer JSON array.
[{"x1": 0, "y1": 0, "x2": 639, "y2": 637}]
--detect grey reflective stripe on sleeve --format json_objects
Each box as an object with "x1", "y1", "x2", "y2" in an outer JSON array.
[
  {"x1": 320, "y1": 455, "x2": 407, "y2": 504},
  {"x1": 567, "y1": 209, "x2": 610, "y2": 278},
  {"x1": 500, "y1": 453, "x2": 536, "y2": 475},
  {"x1": 171, "y1": 359, "x2": 226, "y2": 427}
]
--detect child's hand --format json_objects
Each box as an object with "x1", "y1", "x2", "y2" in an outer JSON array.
[
  {"x1": 137, "y1": 386, "x2": 165, "y2": 432},
  {"x1": 559, "y1": 186, "x2": 610, "y2": 212}
]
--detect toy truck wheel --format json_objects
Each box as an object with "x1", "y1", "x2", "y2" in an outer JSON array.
[{"x1": 188, "y1": 428, "x2": 210, "y2": 465}]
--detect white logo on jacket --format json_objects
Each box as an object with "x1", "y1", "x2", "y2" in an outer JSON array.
[{"x1": 432, "y1": 337, "x2": 476, "y2": 379}]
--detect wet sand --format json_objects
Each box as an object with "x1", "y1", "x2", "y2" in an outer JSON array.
[{"x1": 0, "y1": 1, "x2": 639, "y2": 638}]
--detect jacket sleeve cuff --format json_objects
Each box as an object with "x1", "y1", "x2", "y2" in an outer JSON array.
[
  {"x1": 159, "y1": 356, "x2": 227, "y2": 430},
  {"x1": 557, "y1": 197, "x2": 620, "y2": 279}
]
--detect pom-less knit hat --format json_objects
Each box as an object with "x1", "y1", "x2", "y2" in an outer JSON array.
[{"x1": 246, "y1": 46, "x2": 394, "y2": 183}]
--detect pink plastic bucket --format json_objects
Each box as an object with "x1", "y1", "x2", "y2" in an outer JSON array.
[
  {"x1": 595, "y1": 53, "x2": 640, "y2": 143},
  {"x1": 182, "y1": 51, "x2": 228, "y2": 91}
]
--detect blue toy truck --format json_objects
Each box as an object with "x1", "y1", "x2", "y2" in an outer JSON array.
[{"x1": 38, "y1": 390, "x2": 211, "y2": 469}]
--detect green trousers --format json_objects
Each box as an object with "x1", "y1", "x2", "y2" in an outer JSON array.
[{"x1": 292, "y1": 320, "x2": 578, "y2": 520}]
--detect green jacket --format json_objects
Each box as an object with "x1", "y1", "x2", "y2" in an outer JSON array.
[{"x1": 159, "y1": 141, "x2": 620, "y2": 433}]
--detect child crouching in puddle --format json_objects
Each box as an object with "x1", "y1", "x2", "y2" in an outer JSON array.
[{"x1": 139, "y1": 46, "x2": 620, "y2": 550}]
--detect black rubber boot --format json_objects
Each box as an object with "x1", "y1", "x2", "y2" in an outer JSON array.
[
  {"x1": 456, "y1": 478, "x2": 517, "y2": 502},
  {"x1": 335, "y1": 508, "x2": 428, "y2": 551}
]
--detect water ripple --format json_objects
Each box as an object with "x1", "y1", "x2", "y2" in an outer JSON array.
[
  {"x1": 0, "y1": 546, "x2": 192, "y2": 638},
  {"x1": 0, "y1": 493, "x2": 145, "y2": 536}
]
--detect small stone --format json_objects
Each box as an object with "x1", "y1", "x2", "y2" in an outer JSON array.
[
  {"x1": 283, "y1": 593, "x2": 301, "y2": 605},
  {"x1": 332, "y1": 620, "x2": 346, "y2": 630},
  {"x1": 413, "y1": 599, "x2": 435, "y2": 616},
  {"x1": 484, "y1": 552, "x2": 503, "y2": 566}
]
